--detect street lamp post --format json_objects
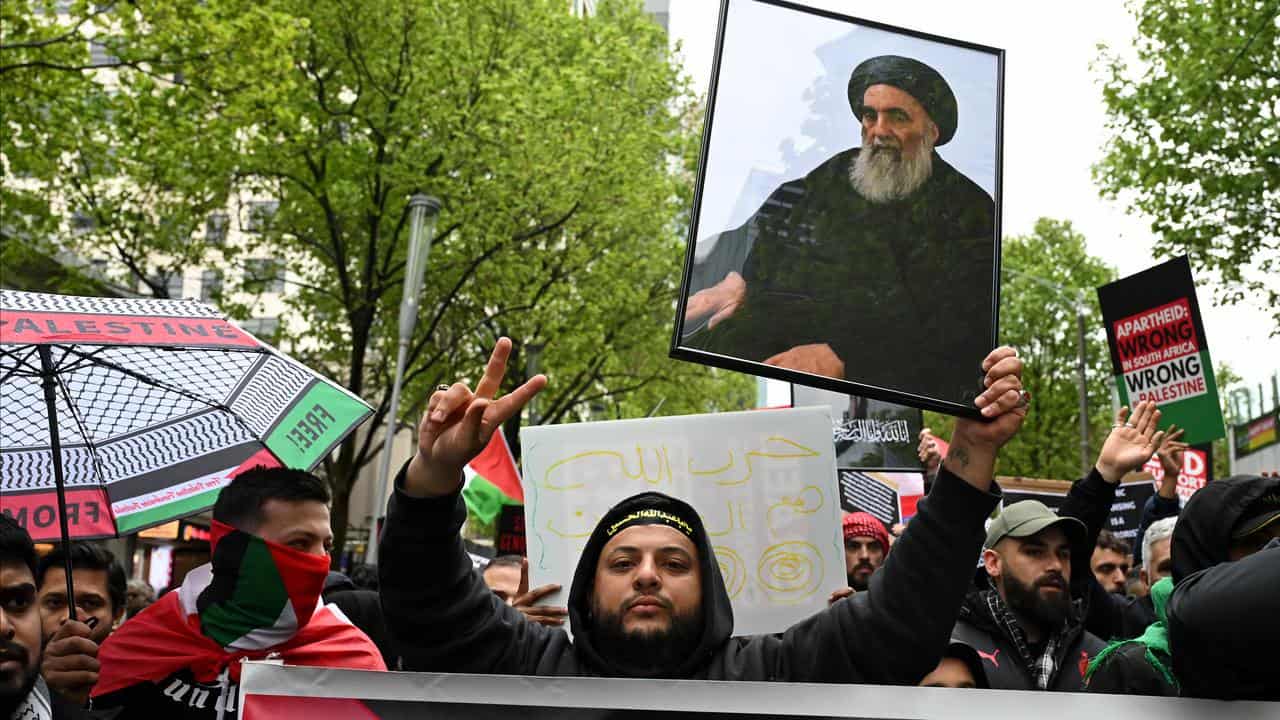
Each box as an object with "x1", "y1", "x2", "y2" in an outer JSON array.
[
  {"x1": 366, "y1": 194, "x2": 441, "y2": 565},
  {"x1": 1074, "y1": 302, "x2": 1090, "y2": 476},
  {"x1": 525, "y1": 342, "x2": 543, "y2": 426}
]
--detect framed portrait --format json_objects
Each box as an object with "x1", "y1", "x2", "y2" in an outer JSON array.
[{"x1": 671, "y1": 0, "x2": 1005, "y2": 418}]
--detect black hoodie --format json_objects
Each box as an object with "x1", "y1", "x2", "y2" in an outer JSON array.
[
  {"x1": 1166, "y1": 475, "x2": 1280, "y2": 700},
  {"x1": 379, "y1": 461, "x2": 1001, "y2": 683}
]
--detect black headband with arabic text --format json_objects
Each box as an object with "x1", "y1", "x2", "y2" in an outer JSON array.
[{"x1": 604, "y1": 508, "x2": 695, "y2": 539}]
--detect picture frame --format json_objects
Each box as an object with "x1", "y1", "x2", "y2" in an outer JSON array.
[{"x1": 670, "y1": 0, "x2": 1005, "y2": 418}]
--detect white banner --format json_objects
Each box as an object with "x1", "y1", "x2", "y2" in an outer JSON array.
[
  {"x1": 238, "y1": 663, "x2": 1272, "y2": 720},
  {"x1": 520, "y1": 407, "x2": 842, "y2": 636}
]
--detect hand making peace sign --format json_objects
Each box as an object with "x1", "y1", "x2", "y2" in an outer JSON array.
[{"x1": 405, "y1": 338, "x2": 547, "y2": 497}]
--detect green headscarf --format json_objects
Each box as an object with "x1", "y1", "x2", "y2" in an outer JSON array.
[{"x1": 1085, "y1": 576, "x2": 1178, "y2": 690}]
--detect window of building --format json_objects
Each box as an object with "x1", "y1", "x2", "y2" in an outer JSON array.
[
  {"x1": 89, "y1": 37, "x2": 118, "y2": 66},
  {"x1": 244, "y1": 258, "x2": 285, "y2": 293},
  {"x1": 205, "y1": 212, "x2": 229, "y2": 245},
  {"x1": 244, "y1": 201, "x2": 278, "y2": 234},
  {"x1": 200, "y1": 270, "x2": 223, "y2": 303}
]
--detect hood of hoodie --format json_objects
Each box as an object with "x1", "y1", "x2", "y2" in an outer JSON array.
[
  {"x1": 566, "y1": 491, "x2": 733, "y2": 678},
  {"x1": 1172, "y1": 474, "x2": 1280, "y2": 583}
]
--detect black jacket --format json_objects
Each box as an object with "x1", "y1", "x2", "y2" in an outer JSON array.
[
  {"x1": 685, "y1": 148, "x2": 995, "y2": 403},
  {"x1": 380, "y1": 462, "x2": 1000, "y2": 682},
  {"x1": 1055, "y1": 469, "x2": 1158, "y2": 641},
  {"x1": 1167, "y1": 475, "x2": 1280, "y2": 700}
]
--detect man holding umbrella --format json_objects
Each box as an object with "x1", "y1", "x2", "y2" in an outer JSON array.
[{"x1": 1, "y1": 515, "x2": 88, "y2": 719}]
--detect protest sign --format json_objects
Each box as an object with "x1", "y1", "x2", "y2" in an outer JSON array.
[
  {"x1": 1141, "y1": 444, "x2": 1211, "y2": 506},
  {"x1": 1096, "y1": 255, "x2": 1225, "y2": 444},
  {"x1": 1000, "y1": 476, "x2": 1156, "y2": 546},
  {"x1": 837, "y1": 470, "x2": 925, "y2": 526},
  {"x1": 238, "y1": 661, "x2": 1260, "y2": 720},
  {"x1": 792, "y1": 385, "x2": 923, "y2": 470},
  {"x1": 520, "y1": 407, "x2": 841, "y2": 636}
]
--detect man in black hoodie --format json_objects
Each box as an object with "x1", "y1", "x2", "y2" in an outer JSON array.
[
  {"x1": 380, "y1": 339, "x2": 1028, "y2": 683},
  {"x1": 1165, "y1": 474, "x2": 1280, "y2": 700}
]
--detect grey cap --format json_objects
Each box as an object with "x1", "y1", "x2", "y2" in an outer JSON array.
[{"x1": 984, "y1": 500, "x2": 1087, "y2": 550}]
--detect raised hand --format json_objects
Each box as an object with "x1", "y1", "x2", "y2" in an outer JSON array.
[
  {"x1": 406, "y1": 338, "x2": 546, "y2": 497},
  {"x1": 41, "y1": 619, "x2": 100, "y2": 706},
  {"x1": 1156, "y1": 425, "x2": 1188, "y2": 477},
  {"x1": 1154, "y1": 425, "x2": 1188, "y2": 498},
  {"x1": 683, "y1": 271, "x2": 746, "y2": 329},
  {"x1": 917, "y1": 428, "x2": 941, "y2": 473},
  {"x1": 1096, "y1": 401, "x2": 1166, "y2": 484},
  {"x1": 944, "y1": 347, "x2": 1028, "y2": 492},
  {"x1": 956, "y1": 347, "x2": 1028, "y2": 445}
]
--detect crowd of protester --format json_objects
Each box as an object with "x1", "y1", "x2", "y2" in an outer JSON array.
[{"x1": 1, "y1": 340, "x2": 1276, "y2": 719}]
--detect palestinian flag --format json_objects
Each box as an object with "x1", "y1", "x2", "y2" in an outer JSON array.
[
  {"x1": 92, "y1": 536, "x2": 383, "y2": 700},
  {"x1": 196, "y1": 520, "x2": 332, "y2": 650},
  {"x1": 462, "y1": 429, "x2": 523, "y2": 524}
]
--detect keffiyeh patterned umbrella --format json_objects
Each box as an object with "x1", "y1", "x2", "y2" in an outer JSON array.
[{"x1": 0, "y1": 290, "x2": 372, "y2": 543}]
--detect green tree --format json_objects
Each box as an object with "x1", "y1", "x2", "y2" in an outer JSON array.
[
  {"x1": 3, "y1": 0, "x2": 753, "y2": 556},
  {"x1": 232, "y1": 0, "x2": 757, "y2": 556},
  {"x1": 929, "y1": 219, "x2": 1117, "y2": 481},
  {"x1": 1, "y1": 0, "x2": 301, "y2": 296},
  {"x1": 1095, "y1": 0, "x2": 1280, "y2": 331}
]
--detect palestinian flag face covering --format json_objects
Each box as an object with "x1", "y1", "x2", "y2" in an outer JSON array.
[{"x1": 194, "y1": 519, "x2": 331, "y2": 650}]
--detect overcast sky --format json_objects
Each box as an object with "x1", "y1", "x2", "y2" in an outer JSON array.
[{"x1": 666, "y1": 0, "x2": 1278, "y2": 412}]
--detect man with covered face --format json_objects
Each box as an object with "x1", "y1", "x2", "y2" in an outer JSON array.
[
  {"x1": 683, "y1": 55, "x2": 994, "y2": 401},
  {"x1": 380, "y1": 339, "x2": 1028, "y2": 683}
]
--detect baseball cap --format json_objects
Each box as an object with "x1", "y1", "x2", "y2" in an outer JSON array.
[{"x1": 984, "y1": 500, "x2": 1087, "y2": 550}]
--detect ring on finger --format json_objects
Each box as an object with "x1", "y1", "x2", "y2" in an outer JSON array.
[
  {"x1": 1124, "y1": 422, "x2": 1135, "y2": 428},
  {"x1": 436, "y1": 384, "x2": 451, "y2": 391},
  {"x1": 1015, "y1": 389, "x2": 1031, "y2": 409}
]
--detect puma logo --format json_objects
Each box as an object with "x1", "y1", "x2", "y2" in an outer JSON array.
[{"x1": 977, "y1": 648, "x2": 1000, "y2": 668}]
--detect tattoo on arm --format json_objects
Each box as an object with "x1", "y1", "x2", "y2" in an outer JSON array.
[{"x1": 950, "y1": 445, "x2": 970, "y2": 470}]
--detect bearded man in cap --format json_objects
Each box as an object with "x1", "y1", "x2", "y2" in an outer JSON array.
[
  {"x1": 951, "y1": 401, "x2": 1177, "y2": 692},
  {"x1": 381, "y1": 338, "x2": 1029, "y2": 684},
  {"x1": 684, "y1": 55, "x2": 995, "y2": 402},
  {"x1": 950, "y1": 499, "x2": 1105, "y2": 692}
]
